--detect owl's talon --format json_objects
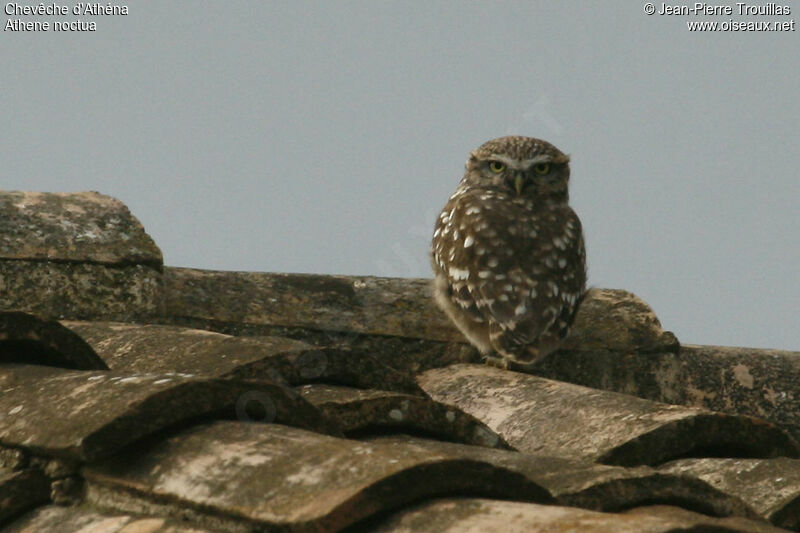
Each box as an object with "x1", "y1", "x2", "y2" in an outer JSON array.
[{"x1": 483, "y1": 355, "x2": 509, "y2": 370}]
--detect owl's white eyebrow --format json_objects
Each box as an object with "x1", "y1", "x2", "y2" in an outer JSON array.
[{"x1": 486, "y1": 154, "x2": 553, "y2": 169}]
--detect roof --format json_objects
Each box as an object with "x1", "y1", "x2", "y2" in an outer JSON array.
[{"x1": 1, "y1": 190, "x2": 799, "y2": 532}]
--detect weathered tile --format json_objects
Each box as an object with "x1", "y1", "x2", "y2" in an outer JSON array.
[
  {"x1": 64, "y1": 321, "x2": 421, "y2": 393},
  {"x1": 0, "y1": 191, "x2": 161, "y2": 266},
  {"x1": 671, "y1": 345, "x2": 800, "y2": 443},
  {"x1": 0, "y1": 311, "x2": 107, "y2": 370},
  {"x1": 162, "y1": 269, "x2": 453, "y2": 341},
  {"x1": 533, "y1": 344, "x2": 800, "y2": 445},
  {"x1": 63, "y1": 321, "x2": 309, "y2": 377},
  {"x1": 161, "y1": 268, "x2": 676, "y2": 355},
  {"x1": 531, "y1": 348, "x2": 677, "y2": 399},
  {"x1": 418, "y1": 364, "x2": 799, "y2": 466},
  {"x1": 0, "y1": 191, "x2": 162, "y2": 322},
  {"x1": 5, "y1": 505, "x2": 219, "y2": 533},
  {"x1": 84, "y1": 421, "x2": 553, "y2": 532},
  {"x1": 560, "y1": 288, "x2": 678, "y2": 353},
  {"x1": 624, "y1": 505, "x2": 788, "y2": 533},
  {"x1": 0, "y1": 364, "x2": 336, "y2": 461},
  {"x1": 160, "y1": 268, "x2": 479, "y2": 378},
  {"x1": 366, "y1": 498, "x2": 786, "y2": 533},
  {"x1": 297, "y1": 385, "x2": 508, "y2": 448},
  {"x1": 660, "y1": 457, "x2": 800, "y2": 530},
  {"x1": 369, "y1": 436, "x2": 759, "y2": 520},
  {"x1": 0, "y1": 468, "x2": 50, "y2": 527},
  {"x1": 0, "y1": 261, "x2": 162, "y2": 322}
]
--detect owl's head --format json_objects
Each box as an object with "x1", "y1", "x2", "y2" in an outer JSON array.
[{"x1": 463, "y1": 136, "x2": 571, "y2": 203}]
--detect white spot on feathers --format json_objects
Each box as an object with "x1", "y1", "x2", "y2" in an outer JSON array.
[
  {"x1": 549, "y1": 282, "x2": 560, "y2": 297},
  {"x1": 449, "y1": 267, "x2": 469, "y2": 280}
]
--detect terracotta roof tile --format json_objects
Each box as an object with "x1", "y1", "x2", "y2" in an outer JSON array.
[
  {"x1": 0, "y1": 468, "x2": 49, "y2": 525},
  {"x1": 62, "y1": 321, "x2": 421, "y2": 394},
  {"x1": 0, "y1": 191, "x2": 161, "y2": 266},
  {"x1": 533, "y1": 343, "x2": 800, "y2": 445},
  {"x1": 368, "y1": 499, "x2": 786, "y2": 533},
  {"x1": 368, "y1": 436, "x2": 760, "y2": 520},
  {"x1": 0, "y1": 311, "x2": 106, "y2": 370},
  {"x1": 297, "y1": 384, "x2": 508, "y2": 448},
  {"x1": 0, "y1": 191, "x2": 162, "y2": 322},
  {"x1": 0, "y1": 365, "x2": 336, "y2": 461},
  {"x1": 83, "y1": 422, "x2": 552, "y2": 531},
  {"x1": 5, "y1": 505, "x2": 218, "y2": 532},
  {"x1": 418, "y1": 364, "x2": 800, "y2": 466},
  {"x1": 660, "y1": 457, "x2": 800, "y2": 530}
]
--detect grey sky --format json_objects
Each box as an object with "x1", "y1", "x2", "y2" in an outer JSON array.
[{"x1": 3, "y1": 1, "x2": 798, "y2": 350}]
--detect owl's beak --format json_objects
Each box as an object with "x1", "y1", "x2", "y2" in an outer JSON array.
[{"x1": 514, "y1": 174, "x2": 525, "y2": 196}]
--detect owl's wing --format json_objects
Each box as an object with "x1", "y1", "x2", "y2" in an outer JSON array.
[
  {"x1": 431, "y1": 199, "x2": 489, "y2": 324},
  {"x1": 477, "y1": 266, "x2": 556, "y2": 349},
  {"x1": 473, "y1": 206, "x2": 587, "y2": 355},
  {"x1": 447, "y1": 274, "x2": 487, "y2": 323}
]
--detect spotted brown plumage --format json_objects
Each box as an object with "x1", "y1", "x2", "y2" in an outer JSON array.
[{"x1": 431, "y1": 136, "x2": 587, "y2": 367}]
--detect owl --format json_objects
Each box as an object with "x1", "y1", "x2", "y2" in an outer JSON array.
[{"x1": 431, "y1": 136, "x2": 587, "y2": 368}]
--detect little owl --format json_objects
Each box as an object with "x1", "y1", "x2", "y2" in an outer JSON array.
[{"x1": 431, "y1": 136, "x2": 587, "y2": 368}]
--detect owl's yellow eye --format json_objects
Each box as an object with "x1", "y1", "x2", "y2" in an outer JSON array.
[
  {"x1": 488, "y1": 161, "x2": 506, "y2": 173},
  {"x1": 533, "y1": 162, "x2": 551, "y2": 175}
]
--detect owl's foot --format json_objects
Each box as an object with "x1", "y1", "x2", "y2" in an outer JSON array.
[
  {"x1": 483, "y1": 355, "x2": 509, "y2": 370},
  {"x1": 484, "y1": 352, "x2": 546, "y2": 374}
]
